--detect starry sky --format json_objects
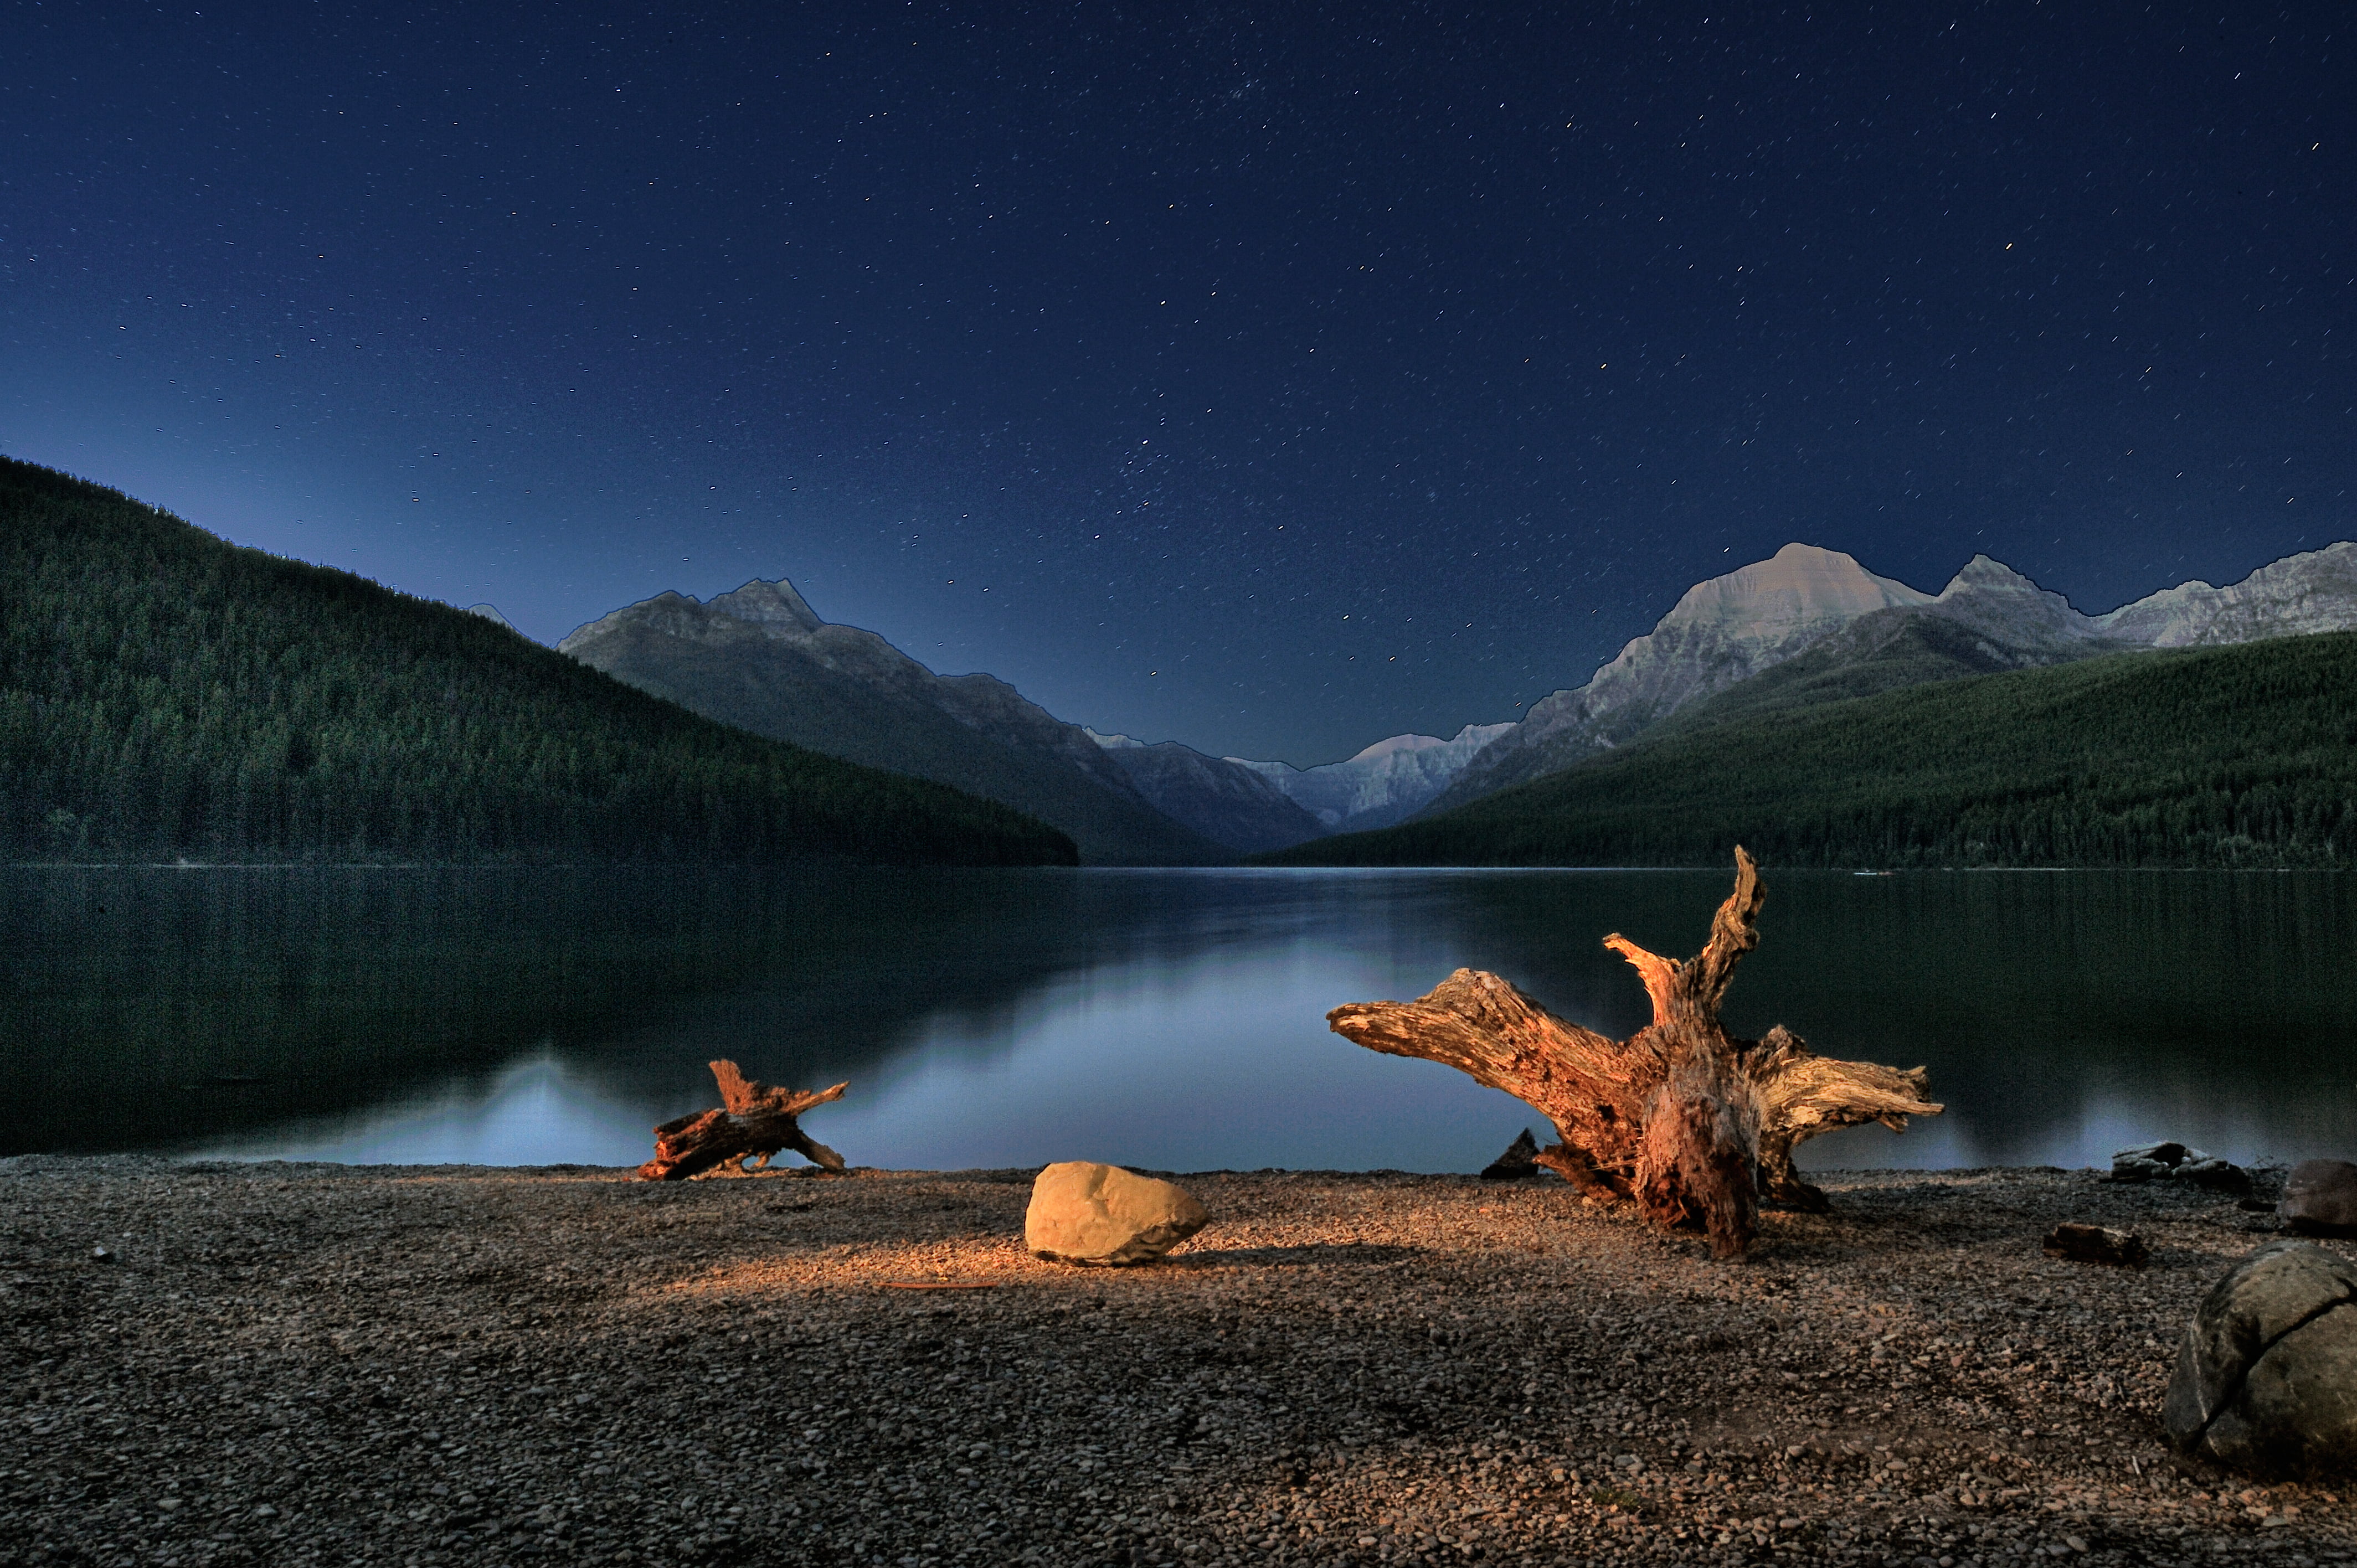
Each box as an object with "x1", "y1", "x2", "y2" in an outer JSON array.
[{"x1": 4, "y1": 3, "x2": 2350, "y2": 764}]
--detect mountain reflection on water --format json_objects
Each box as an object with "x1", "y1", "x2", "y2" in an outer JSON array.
[{"x1": 3, "y1": 865, "x2": 2353, "y2": 1174}]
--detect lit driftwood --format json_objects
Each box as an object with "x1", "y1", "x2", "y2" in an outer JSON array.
[
  {"x1": 636, "y1": 1059, "x2": 848, "y2": 1182},
  {"x1": 1327, "y1": 848, "x2": 1939, "y2": 1258}
]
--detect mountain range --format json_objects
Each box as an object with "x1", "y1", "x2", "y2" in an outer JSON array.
[
  {"x1": 558, "y1": 581, "x2": 1321, "y2": 863},
  {"x1": 554, "y1": 539, "x2": 2357, "y2": 865},
  {"x1": 30, "y1": 443, "x2": 2351, "y2": 870},
  {"x1": 1263, "y1": 626, "x2": 2357, "y2": 869},
  {"x1": 1424, "y1": 540, "x2": 2357, "y2": 815}
]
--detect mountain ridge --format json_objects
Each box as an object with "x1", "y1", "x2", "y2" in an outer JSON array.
[
  {"x1": 1258, "y1": 630, "x2": 2357, "y2": 870},
  {"x1": 1423, "y1": 539, "x2": 2357, "y2": 816},
  {"x1": 559, "y1": 582, "x2": 1237, "y2": 864}
]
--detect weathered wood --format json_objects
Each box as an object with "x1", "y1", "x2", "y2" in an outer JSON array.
[
  {"x1": 636, "y1": 1059, "x2": 848, "y2": 1181},
  {"x1": 1327, "y1": 848, "x2": 1941, "y2": 1258}
]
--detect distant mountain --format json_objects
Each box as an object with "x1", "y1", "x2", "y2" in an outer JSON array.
[
  {"x1": 1228, "y1": 723, "x2": 1514, "y2": 833},
  {"x1": 558, "y1": 580, "x2": 1231, "y2": 865},
  {"x1": 1430, "y1": 544, "x2": 1931, "y2": 809},
  {"x1": 1259, "y1": 630, "x2": 2357, "y2": 870},
  {"x1": 1641, "y1": 555, "x2": 2140, "y2": 735},
  {"x1": 2095, "y1": 540, "x2": 2357, "y2": 646},
  {"x1": 0, "y1": 458, "x2": 1075, "y2": 866},
  {"x1": 1083, "y1": 731, "x2": 1326, "y2": 854},
  {"x1": 1429, "y1": 540, "x2": 2357, "y2": 814}
]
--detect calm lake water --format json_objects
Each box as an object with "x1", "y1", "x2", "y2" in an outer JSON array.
[{"x1": 4, "y1": 864, "x2": 2354, "y2": 1175}]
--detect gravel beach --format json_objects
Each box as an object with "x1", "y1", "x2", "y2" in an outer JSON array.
[{"x1": 4, "y1": 1156, "x2": 2351, "y2": 1568}]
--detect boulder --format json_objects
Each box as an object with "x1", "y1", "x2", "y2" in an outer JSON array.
[
  {"x1": 2113, "y1": 1139, "x2": 2198, "y2": 1182},
  {"x1": 2281, "y1": 1160, "x2": 2357, "y2": 1236},
  {"x1": 2042, "y1": 1223, "x2": 2149, "y2": 1268},
  {"x1": 2183, "y1": 1158, "x2": 2257, "y2": 1196},
  {"x1": 2111, "y1": 1140, "x2": 2252, "y2": 1196},
  {"x1": 2164, "y1": 1239, "x2": 2357, "y2": 1474},
  {"x1": 1025, "y1": 1162, "x2": 1208, "y2": 1266},
  {"x1": 1480, "y1": 1128, "x2": 1542, "y2": 1180}
]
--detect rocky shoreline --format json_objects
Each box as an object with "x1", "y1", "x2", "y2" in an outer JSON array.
[{"x1": 4, "y1": 1157, "x2": 2353, "y2": 1568}]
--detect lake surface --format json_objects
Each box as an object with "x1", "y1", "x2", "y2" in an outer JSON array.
[{"x1": 4, "y1": 864, "x2": 2354, "y2": 1175}]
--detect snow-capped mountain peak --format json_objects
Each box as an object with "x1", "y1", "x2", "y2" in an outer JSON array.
[{"x1": 1228, "y1": 721, "x2": 1515, "y2": 832}]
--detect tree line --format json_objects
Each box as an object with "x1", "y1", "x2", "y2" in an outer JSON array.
[
  {"x1": 1265, "y1": 630, "x2": 2357, "y2": 869},
  {"x1": 0, "y1": 458, "x2": 1077, "y2": 865}
]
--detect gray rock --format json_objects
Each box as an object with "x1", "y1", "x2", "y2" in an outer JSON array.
[
  {"x1": 2164, "y1": 1239, "x2": 2357, "y2": 1473},
  {"x1": 1025, "y1": 1162, "x2": 1208, "y2": 1266},
  {"x1": 2111, "y1": 1139, "x2": 2251, "y2": 1195},
  {"x1": 2281, "y1": 1160, "x2": 2357, "y2": 1236},
  {"x1": 2112, "y1": 1140, "x2": 2200, "y2": 1180},
  {"x1": 2182, "y1": 1157, "x2": 2256, "y2": 1196}
]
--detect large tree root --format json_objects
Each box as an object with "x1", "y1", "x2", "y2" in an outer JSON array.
[
  {"x1": 636, "y1": 1060, "x2": 848, "y2": 1181},
  {"x1": 1327, "y1": 848, "x2": 1939, "y2": 1258}
]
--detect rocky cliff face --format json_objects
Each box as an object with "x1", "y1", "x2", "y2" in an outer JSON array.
[
  {"x1": 1923, "y1": 555, "x2": 2112, "y2": 649},
  {"x1": 1229, "y1": 723, "x2": 1515, "y2": 834},
  {"x1": 2096, "y1": 541, "x2": 2357, "y2": 647},
  {"x1": 558, "y1": 581, "x2": 1229, "y2": 864}
]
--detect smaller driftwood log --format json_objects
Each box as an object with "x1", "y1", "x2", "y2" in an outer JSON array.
[
  {"x1": 1328, "y1": 848, "x2": 1940, "y2": 1258},
  {"x1": 637, "y1": 1060, "x2": 847, "y2": 1181}
]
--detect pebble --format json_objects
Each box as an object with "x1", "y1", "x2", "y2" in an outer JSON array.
[{"x1": 2, "y1": 1154, "x2": 2353, "y2": 1565}]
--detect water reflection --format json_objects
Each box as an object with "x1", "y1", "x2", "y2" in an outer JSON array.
[{"x1": 4, "y1": 865, "x2": 2353, "y2": 1173}]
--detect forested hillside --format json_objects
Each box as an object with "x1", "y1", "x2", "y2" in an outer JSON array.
[
  {"x1": 0, "y1": 459, "x2": 1075, "y2": 865},
  {"x1": 1261, "y1": 632, "x2": 2357, "y2": 869}
]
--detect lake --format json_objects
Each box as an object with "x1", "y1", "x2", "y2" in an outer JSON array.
[{"x1": 4, "y1": 864, "x2": 2353, "y2": 1175}]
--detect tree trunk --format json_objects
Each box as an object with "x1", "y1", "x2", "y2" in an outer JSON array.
[
  {"x1": 636, "y1": 1060, "x2": 848, "y2": 1181},
  {"x1": 1326, "y1": 848, "x2": 1939, "y2": 1258}
]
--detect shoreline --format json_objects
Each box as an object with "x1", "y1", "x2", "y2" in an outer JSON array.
[{"x1": 3, "y1": 1157, "x2": 2349, "y2": 1567}]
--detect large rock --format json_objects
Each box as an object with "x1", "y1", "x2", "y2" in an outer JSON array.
[
  {"x1": 1025, "y1": 1162, "x2": 1208, "y2": 1266},
  {"x1": 2282, "y1": 1160, "x2": 2357, "y2": 1236},
  {"x1": 2111, "y1": 1139, "x2": 2252, "y2": 1195},
  {"x1": 2164, "y1": 1240, "x2": 2357, "y2": 1473},
  {"x1": 2042, "y1": 1223, "x2": 2149, "y2": 1269}
]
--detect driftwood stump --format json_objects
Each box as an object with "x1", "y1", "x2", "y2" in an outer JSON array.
[
  {"x1": 636, "y1": 1059, "x2": 848, "y2": 1182},
  {"x1": 1327, "y1": 848, "x2": 1939, "y2": 1258}
]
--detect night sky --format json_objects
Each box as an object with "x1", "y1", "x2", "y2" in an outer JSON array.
[{"x1": 6, "y1": 4, "x2": 2350, "y2": 764}]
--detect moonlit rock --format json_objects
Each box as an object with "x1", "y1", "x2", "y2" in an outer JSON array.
[
  {"x1": 2165, "y1": 1240, "x2": 2357, "y2": 1473},
  {"x1": 2280, "y1": 1160, "x2": 2357, "y2": 1236}
]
